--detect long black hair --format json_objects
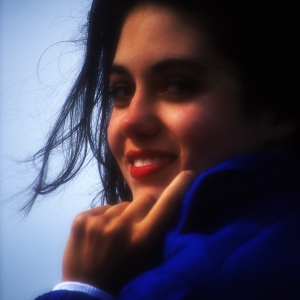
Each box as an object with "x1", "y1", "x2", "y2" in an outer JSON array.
[{"x1": 23, "y1": 0, "x2": 299, "y2": 212}]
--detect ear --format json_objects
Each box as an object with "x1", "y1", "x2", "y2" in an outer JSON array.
[{"x1": 262, "y1": 113, "x2": 298, "y2": 142}]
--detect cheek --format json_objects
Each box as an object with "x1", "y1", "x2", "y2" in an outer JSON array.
[
  {"x1": 168, "y1": 103, "x2": 242, "y2": 171},
  {"x1": 179, "y1": 121, "x2": 218, "y2": 161},
  {"x1": 168, "y1": 104, "x2": 216, "y2": 148}
]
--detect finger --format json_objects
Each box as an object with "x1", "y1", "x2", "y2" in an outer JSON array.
[
  {"x1": 87, "y1": 202, "x2": 131, "y2": 232},
  {"x1": 138, "y1": 170, "x2": 196, "y2": 238},
  {"x1": 120, "y1": 194, "x2": 157, "y2": 223},
  {"x1": 89, "y1": 205, "x2": 112, "y2": 216},
  {"x1": 102, "y1": 201, "x2": 131, "y2": 218},
  {"x1": 71, "y1": 205, "x2": 112, "y2": 231}
]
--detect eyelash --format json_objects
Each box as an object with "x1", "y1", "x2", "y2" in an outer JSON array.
[
  {"x1": 160, "y1": 77, "x2": 199, "y2": 98},
  {"x1": 109, "y1": 83, "x2": 135, "y2": 106},
  {"x1": 109, "y1": 77, "x2": 199, "y2": 106}
]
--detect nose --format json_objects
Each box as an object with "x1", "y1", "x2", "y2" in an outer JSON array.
[{"x1": 120, "y1": 91, "x2": 160, "y2": 139}]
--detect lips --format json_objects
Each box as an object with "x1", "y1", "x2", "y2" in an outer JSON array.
[{"x1": 126, "y1": 149, "x2": 176, "y2": 178}]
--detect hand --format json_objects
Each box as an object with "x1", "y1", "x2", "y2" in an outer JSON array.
[{"x1": 61, "y1": 170, "x2": 195, "y2": 295}]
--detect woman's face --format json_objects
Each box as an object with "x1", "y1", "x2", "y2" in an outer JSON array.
[{"x1": 107, "y1": 5, "x2": 272, "y2": 200}]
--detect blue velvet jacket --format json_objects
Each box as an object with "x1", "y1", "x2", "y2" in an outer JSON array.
[{"x1": 36, "y1": 154, "x2": 300, "y2": 299}]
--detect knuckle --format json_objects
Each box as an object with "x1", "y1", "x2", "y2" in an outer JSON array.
[
  {"x1": 71, "y1": 203, "x2": 135, "y2": 241},
  {"x1": 91, "y1": 205, "x2": 111, "y2": 216},
  {"x1": 103, "y1": 216, "x2": 126, "y2": 235},
  {"x1": 71, "y1": 205, "x2": 111, "y2": 231},
  {"x1": 71, "y1": 212, "x2": 89, "y2": 236},
  {"x1": 119, "y1": 201, "x2": 131, "y2": 206},
  {"x1": 114, "y1": 201, "x2": 131, "y2": 211},
  {"x1": 72, "y1": 211, "x2": 88, "y2": 227}
]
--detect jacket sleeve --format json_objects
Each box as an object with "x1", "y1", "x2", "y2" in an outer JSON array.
[
  {"x1": 35, "y1": 282, "x2": 117, "y2": 300},
  {"x1": 35, "y1": 290, "x2": 101, "y2": 300}
]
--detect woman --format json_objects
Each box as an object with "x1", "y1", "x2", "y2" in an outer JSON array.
[{"x1": 33, "y1": 0, "x2": 300, "y2": 299}]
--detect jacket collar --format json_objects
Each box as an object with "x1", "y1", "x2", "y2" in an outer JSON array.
[{"x1": 177, "y1": 153, "x2": 300, "y2": 233}]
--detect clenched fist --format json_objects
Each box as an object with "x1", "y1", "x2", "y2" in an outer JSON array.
[{"x1": 62, "y1": 171, "x2": 195, "y2": 295}]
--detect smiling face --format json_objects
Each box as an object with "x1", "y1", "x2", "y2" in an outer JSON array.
[{"x1": 107, "y1": 4, "x2": 275, "y2": 200}]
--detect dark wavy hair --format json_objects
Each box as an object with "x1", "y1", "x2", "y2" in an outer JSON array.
[{"x1": 23, "y1": 0, "x2": 299, "y2": 212}]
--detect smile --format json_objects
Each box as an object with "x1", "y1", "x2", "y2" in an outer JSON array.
[
  {"x1": 133, "y1": 157, "x2": 171, "y2": 167},
  {"x1": 126, "y1": 149, "x2": 176, "y2": 178}
]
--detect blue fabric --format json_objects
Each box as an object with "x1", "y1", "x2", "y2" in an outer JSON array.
[
  {"x1": 36, "y1": 153, "x2": 300, "y2": 299},
  {"x1": 119, "y1": 153, "x2": 300, "y2": 299}
]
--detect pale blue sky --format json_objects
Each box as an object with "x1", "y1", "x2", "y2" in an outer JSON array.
[{"x1": 0, "y1": 1, "x2": 100, "y2": 299}]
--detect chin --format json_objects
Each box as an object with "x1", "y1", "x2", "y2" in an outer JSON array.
[
  {"x1": 128, "y1": 164, "x2": 181, "y2": 200},
  {"x1": 131, "y1": 184, "x2": 169, "y2": 201}
]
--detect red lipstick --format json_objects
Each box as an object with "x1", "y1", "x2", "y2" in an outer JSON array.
[{"x1": 126, "y1": 149, "x2": 176, "y2": 179}]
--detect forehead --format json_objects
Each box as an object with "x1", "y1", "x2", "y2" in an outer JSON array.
[{"x1": 113, "y1": 4, "x2": 236, "y2": 75}]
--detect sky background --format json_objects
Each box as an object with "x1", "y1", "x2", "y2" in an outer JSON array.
[{"x1": 0, "y1": 1, "x2": 101, "y2": 299}]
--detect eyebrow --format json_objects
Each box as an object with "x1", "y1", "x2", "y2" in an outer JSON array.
[
  {"x1": 109, "y1": 57, "x2": 208, "y2": 77},
  {"x1": 152, "y1": 58, "x2": 208, "y2": 74}
]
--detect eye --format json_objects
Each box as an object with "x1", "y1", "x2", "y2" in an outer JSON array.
[
  {"x1": 109, "y1": 83, "x2": 135, "y2": 107},
  {"x1": 159, "y1": 77, "x2": 199, "y2": 100}
]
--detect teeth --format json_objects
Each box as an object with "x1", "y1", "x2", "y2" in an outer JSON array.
[
  {"x1": 134, "y1": 159, "x2": 144, "y2": 167},
  {"x1": 133, "y1": 157, "x2": 170, "y2": 167},
  {"x1": 144, "y1": 159, "x2": 153, "y2": 165}
]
